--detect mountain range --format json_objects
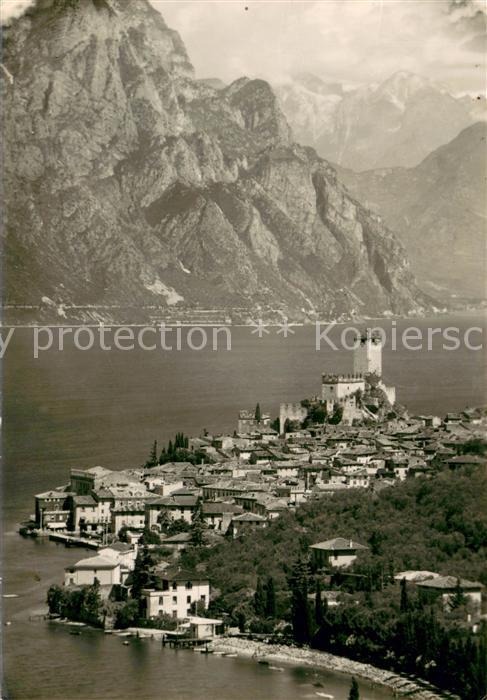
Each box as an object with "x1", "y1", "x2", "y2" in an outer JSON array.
[
  {"x1": 335, "y1": 122, "x2": 487, "y2": 301},
  {"x1": 275, "y1": 71, "x2": 484, "y2": 171},
  {"x1": 1, "y1": 0, "x2": 428, "y2": 324}
]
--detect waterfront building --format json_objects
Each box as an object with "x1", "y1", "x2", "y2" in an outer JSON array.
[
  {"x1": 142, "y1": 567, "x2": 210, "y2": 620},
  {"x1": 34, "y1": 489, "x2": 72, "y2": 530},
  {"x1": 186, "y1": 615, "x2": 223, "y2": 639},
  {"x1": 64, "y1": 554, "x2": 126, "y2": 587},
  {"x1": 70, "y1": 494, "x2": 99, "y2": 532},
  {"x1": 111, "y1": 501, "x2": 146, "y2": 534}
]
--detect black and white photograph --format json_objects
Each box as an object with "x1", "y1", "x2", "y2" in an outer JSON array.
[{"x1": 1, "y1": 1, "x2": 486, "y2": 698}]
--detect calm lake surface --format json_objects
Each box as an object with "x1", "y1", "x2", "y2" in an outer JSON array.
[{"x1": 2, "y1": 314, "x2": 486, "y2": 699}]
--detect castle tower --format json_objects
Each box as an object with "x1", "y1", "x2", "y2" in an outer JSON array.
[{"x1": 353, "y1": 329, "x2": 382, "y2": 377}]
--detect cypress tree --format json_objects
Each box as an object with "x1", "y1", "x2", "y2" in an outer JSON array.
[
  {"x1": 450, "y1": 578, "x2": 467, "y2": 608},
  {"x1": 288, "y1": 558, "x2": 313, "y2": 645},
  {"x1": 190, "y1": 517, "x2": 205, "y2": 547},
  {"x1": 265, "y1": 576, "x2": 276, "y2": 618},
  {"x1": 400, "y1": 578, "x2": 409, "y2": 613},
  {"x1": 255, "y1": 403, "x2": 262, "y2": 422},
  {"x1": 475, "y1": 621, "x2": 487, "y2": 698},
  {"x1": 254, "y1": 576, "x2": 266, "y2": 616},
  {"x1": 387, "y1": 559, "x2": 395, "y2": 585},
  {"x1": 315, "y1": 579, "x2": 324, "y2": 626},
  {"x1": 145, "y1": 440, "x2": 158, "y2": 468},
  {"x1": 131, "y1": 546, "x2": 154, "y2": 602}
]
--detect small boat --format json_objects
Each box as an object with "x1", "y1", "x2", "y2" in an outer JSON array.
[
  {"x1": 3, "y1": 594, "x2": 19, "y2": 599},
  {"x1": 69, "y1": 630, "x2": 81, "y2": 636},
  {"x1": 269, "y1": 666, "x2": 284, "y2": 672},
  {"x1": 4, "y1": 621, "x2": 12, "y2": 626},
  {"x1": 257, "y1": 658, "x2": 269, "y2": 666},
  {"x1": 122, "y1": 640, "x2": 130, "y2": 646}
]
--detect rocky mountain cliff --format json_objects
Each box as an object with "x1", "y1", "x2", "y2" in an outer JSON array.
[
  {"x1": 276, "y1": 71, "x2": 481, "y2": 171},
  {"x1": 2, "y1": 0, "x2": 428, "y2": 323},
  {"x1": 336, "y1": 123, "x2": 487, "y2": 300}
]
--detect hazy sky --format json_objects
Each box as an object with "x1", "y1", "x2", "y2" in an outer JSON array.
[
  {"x1": 1, "y1": 0, "x2": 485, "y2": 94},
  {"x1": 151, "y1": 0, "x2": 486, "y2": 94}
]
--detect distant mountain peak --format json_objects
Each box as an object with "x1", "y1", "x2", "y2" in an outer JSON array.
[
  {"x1": 275, "y1": 69, "x2": 476, "y2": 170},
  {"x1": 289, "y1": 72, "x2": 344, "y2": 97},
  {"x1": 377, "y1": 71, "x2": 451, "y2": 101}
]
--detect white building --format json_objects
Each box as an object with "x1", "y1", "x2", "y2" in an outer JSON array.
[
  {"x1": 71, "y1": 495, "x2": 100, "y2": 532},
  {"x1": 64, "y1": 554, "x2": 125, "y2": 587},
  {"x1": 111, "y1": 502, "x2": 146, "y2": 534},
  {"x1": 142, "y1": 567, "x2": 210, "y2": 620},
  {"x1": 310, "y1": 537, "x2": 369, "y2": 569},
  {"x1": 143, "y1": 477, "x2": 184, "y2": 495},
  {"x1": 98, "y1": 542, "x2": 138, "y2": 570},
  {"x1": 184, "y1": 615, "x2": 223, "y2": 639}
]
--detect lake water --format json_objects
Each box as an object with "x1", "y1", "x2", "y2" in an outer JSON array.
[{"x1": 2, "y1": 314, "x2": 485, "y2": 699}]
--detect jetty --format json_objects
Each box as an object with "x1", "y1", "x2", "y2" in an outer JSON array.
[
  {"x1": 48, "y1": 532, "x2": 99, "y2": 549},
  {"x1": 162, "y1": 631, "x2": 213, "y2": 649}
]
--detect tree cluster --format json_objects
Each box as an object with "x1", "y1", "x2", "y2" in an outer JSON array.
[
  {"x1": 47, "y1": 580, "x2": 104, "y2": 627},
  {"x1": 144, "y1": 433, "x2": 211, "y2": 468},
  {"x1": 179, "y1": 465, "x2": 487, "y2": 697}
]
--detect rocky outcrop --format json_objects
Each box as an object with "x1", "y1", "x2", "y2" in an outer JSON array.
[{"x1": 2, "y1": 0, "x2": 429, "y2": 322}]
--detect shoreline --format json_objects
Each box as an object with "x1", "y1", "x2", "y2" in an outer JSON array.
[
  {"x1": 207, "y1": 637, "x2": 458, "y2": 700},
  {"x1": 2, "y1": 306, "x2": 486, "y2": 329},
  {"x1": 29, "y1": 607, "x2": 460, "y2": 699}
]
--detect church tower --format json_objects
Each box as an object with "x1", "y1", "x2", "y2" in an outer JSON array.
[{"x1": 353, "y1": 329, "x2": 382, "y2": 377}]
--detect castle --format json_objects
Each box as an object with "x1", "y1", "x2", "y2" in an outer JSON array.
[
  {"x1": 321, "y1": 330, "x2": 395, "y2": 414},
  {"x1": 280, "y1": 329, "x2": 396, "y2": 432},
  {"x1": 353, "y1": 329, "x2": 382, "y2": 376}
]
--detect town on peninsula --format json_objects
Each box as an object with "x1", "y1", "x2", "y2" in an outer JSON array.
[{"x1": 19, "y1": 332, "x2": 487, "y2": 700}]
